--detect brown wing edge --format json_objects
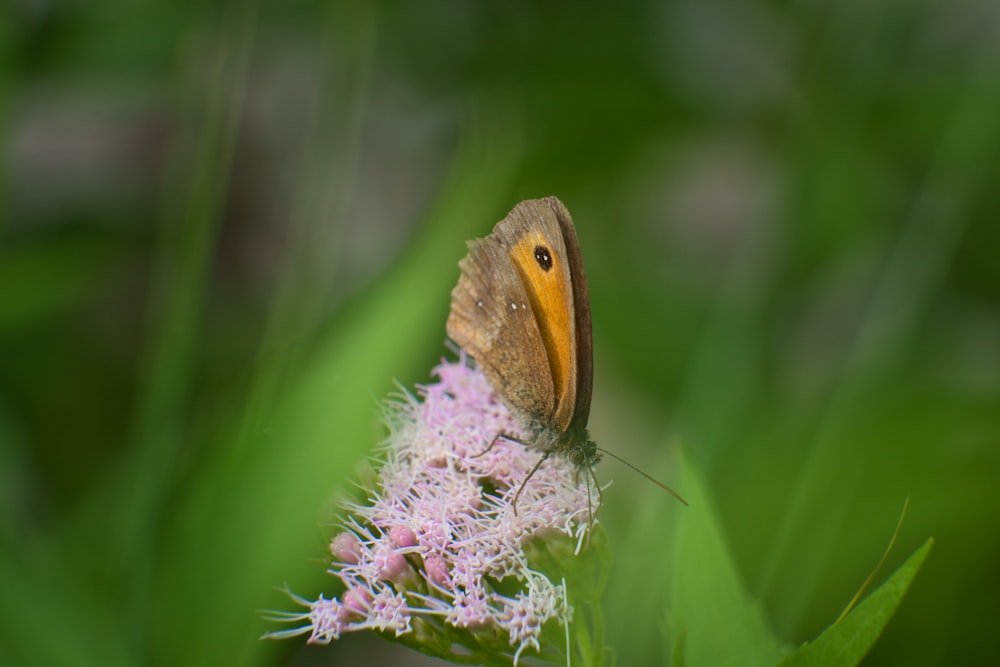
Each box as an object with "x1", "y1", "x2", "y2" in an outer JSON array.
[{"x1": 541, "y1": 196, "x2": 594, "y2": 431}]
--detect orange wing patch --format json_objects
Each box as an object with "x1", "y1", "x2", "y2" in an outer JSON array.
[{"x1": 509, "y1": 230, "x2": 577, "y2": 431}]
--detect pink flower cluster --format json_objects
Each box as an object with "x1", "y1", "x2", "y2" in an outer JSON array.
[{"x1": 268, "y1": 359, "x2": 598, "y2": 664}]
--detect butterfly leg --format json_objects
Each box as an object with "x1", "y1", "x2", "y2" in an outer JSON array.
[
  {"x1": 511, "y1": 451, "x2": 550, "y2": 516},
  {"x1": 471, "y1": 432, "x2": 528, "y2": 458},
  {"x1": 584, "y1": 466, "x2": 602, "y2": 548},
  {"x1": 470, "y1": 433, "x2": 502, "y2": 458},
  {"x1": 587, "y1": 466, "x2": 603, "y2": 510}
]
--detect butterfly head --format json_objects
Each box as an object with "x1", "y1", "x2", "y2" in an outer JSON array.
[{"x1": 527, "y1": 420, "x2": 600, "y2": 471}]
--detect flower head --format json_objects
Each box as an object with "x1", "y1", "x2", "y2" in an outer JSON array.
[{"x1": 265, "y1": 358, "x2": 603, "y2": 664}]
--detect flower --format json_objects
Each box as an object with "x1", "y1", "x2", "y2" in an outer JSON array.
[{"x1": 264, "y1": 358, "x2": 603, "y2": 665}]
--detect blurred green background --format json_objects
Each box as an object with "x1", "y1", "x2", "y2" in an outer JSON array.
[{"x1": 2, "y1": 0, "x2": 998, "y2": 665}]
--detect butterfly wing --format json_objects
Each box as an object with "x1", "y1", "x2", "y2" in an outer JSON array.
[{"x1": 447, "y1": 197, "x2": 587, "y2": 432}]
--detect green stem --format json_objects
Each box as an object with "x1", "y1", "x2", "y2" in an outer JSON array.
[
  {"x1": 573, "y1": 597, "x2": 607, "y2": 667},
  {"x1": 591, "y1": 600, "x2": 606, "y2": 667}
]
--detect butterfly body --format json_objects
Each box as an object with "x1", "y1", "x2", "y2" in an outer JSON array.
[{"x1": 447, "y1": 197, "x2": 600, "y2": 473}]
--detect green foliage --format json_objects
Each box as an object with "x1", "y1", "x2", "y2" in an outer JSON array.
[
  {"x1": 528, "y1": 525, "x2": 614, "y2": 667},
  {"x1": 779, "y1": 539, "x2": 933, "y2": 667},
  {"x1": 668, "y1": 456, "x2": 789, "y2": 667},
  {"x1": 666, "y1": 457, "x2": 930, "y2": 667}
]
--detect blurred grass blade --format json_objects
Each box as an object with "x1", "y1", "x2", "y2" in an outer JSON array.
[
  {"x1": 778, "y1": 538, "x2": 933, "y2": 667},
  {"x1": 836, "y1": 497, "x2": 909, "y2": 623},
  {"x1": 667, "y1": 455, "x2": 788, "y2": 667},
  {"x1": 758, "y1": 35, "x2": 1000, "y2": 623},
  {"x1": 151, "y1": 123, "x2": 523, "y2": 666},
  {"x1": 111, "y1": 4, "x2": 258, "y2": 664},
  {"x1": 0, "y1": 238, "x2": 113, "y2": 334},
  {"x1": 0, "y1": 548, "x2": 127, "y2": 667}
]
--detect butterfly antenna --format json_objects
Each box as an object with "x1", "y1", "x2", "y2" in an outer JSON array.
[{"x1": 596, "y1": 447, "x2": 688, "y2": 506}]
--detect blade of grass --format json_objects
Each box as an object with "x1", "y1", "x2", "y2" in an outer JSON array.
[
  {"x1": 758, "y1": 37, "x2": 1000, "y2": 625},
  {"x1": 778, "y1": 538, "x2": 932, "y2": 667},
  {"x1": 668, "y1": 453, "x2": 788, "y2": 667},
  {"x1": 151, "y1": 122, "x2": 524, "y2": 666}
]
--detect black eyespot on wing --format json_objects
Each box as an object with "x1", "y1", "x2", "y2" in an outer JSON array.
[{"x1": 534, "y1": 245, "x2": 553, "y2": 271}]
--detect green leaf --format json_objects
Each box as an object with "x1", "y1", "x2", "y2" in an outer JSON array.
[
  {"x1": 527, "y1": 524, "x2": 612, "y2": 605},
  {"x1": 667, "y1": 455, "x2": 788, "y2": 667},
  {"x1": 778, "y1": 538, "x2": 933, "y2": 667},
  {"x1": 527, "y1": 525, "x2": 613, "y2": 667}
]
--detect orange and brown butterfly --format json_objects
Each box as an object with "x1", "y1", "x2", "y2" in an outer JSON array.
[
  {"x1": 446, "y1": 197, "x2": 599, "y2": 506},
  {"x1": 447, "y1": 196, "x2": 686, "y2": 512}
]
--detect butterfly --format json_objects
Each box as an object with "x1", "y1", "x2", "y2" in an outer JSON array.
[{"x1": 447, "y1": 196, "x2": 685, "y2": 513}]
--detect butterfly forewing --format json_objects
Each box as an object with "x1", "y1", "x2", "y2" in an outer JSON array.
[
  {"x1": 495, "y1": 200, "x2": 579, "y2": 432},
  {"x1": 447, "y1": 198, "x2": 582, "y2": 432}
]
